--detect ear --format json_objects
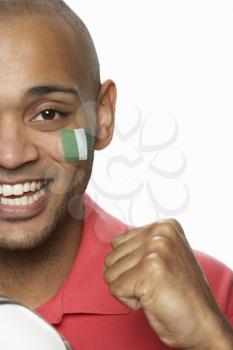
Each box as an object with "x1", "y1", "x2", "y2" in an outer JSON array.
[{"x1": 94, "y1": 79, "x2": 117, "y2": 150}]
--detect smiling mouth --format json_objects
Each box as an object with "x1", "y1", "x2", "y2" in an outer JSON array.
[{"x1": 0, "y1": 180, "x2": 51, "y2": 207}]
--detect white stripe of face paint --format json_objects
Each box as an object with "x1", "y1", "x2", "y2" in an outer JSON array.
[{"x1": 74, "y1": 129, "x2": 88, "y2": 160}]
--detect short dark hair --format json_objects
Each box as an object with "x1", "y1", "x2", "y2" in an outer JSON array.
[{"x1": 0, "y1": 0, "x2": 101, "y2": 100}]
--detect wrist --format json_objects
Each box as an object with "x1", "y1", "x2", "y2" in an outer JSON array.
[
  {"x1": 186, "y1": 313, "x2": 233, "y2": 350},
  {"x1": 206, "y1": 326, "x2": 233, "y2": 350}
]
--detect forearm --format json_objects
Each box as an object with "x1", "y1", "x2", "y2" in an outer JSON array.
[
  {"x1": 208, "y1": 326, "x2": 233, "y2": 350},
  {"x1": 186, "y1": 317, "x2": 233, "y2": 350}
]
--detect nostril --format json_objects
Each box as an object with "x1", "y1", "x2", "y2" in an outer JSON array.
[{"x1": 0, "y1": 137, "x2": 39, "y2": 169}]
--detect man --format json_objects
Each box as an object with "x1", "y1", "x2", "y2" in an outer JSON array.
[{"x1": 0, "y1": 0, "x2": 232, "y2": 349}]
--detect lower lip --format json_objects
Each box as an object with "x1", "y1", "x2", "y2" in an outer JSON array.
[{"x1": 0, "y1": 182, "x2": 52, "y2": 220}]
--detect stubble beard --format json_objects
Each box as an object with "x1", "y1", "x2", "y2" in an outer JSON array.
[{"x1": 0, "y1": 167, "x2": 90, "y2": 253}]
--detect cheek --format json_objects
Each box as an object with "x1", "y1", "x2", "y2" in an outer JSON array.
[
  {"x1": 49, "y1": 163, "x2": 91, "y2": 196},
  {"x1": 43, "y1": 128, "x2": 93, "y2": 164},
  {"x1": 60, "y1": 128, "x2": 93, "y2": 163},
  {"x1": 37, "y1": 133, "x2": 65, "y2": 163},
  {"x1": 36, "y1": 130, "x2": 93, "y2": 194},
  {"x1": 34, "y1": 134, "x2": 74, "y2": 195}
]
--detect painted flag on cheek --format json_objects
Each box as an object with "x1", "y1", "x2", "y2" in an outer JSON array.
[{"x1": 60, "y1": 128, "x2": 93, "y2": 163}]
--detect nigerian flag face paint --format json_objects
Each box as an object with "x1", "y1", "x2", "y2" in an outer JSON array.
[{"x1": 60, "y1": 128, "x2": 93, "y2": 163}]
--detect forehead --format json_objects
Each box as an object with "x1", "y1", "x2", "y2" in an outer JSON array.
[{"x1": 0, "y1": 14, "x2": 82, "y2": 95}]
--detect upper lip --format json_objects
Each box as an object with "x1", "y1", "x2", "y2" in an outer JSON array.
[{"x1": 0, "y1": 179, "x2": 51, "y2": 185}]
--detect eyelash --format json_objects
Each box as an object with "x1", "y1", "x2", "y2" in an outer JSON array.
[{"x1": 33, "y1": 107, "x2": 70, "y2": 122}]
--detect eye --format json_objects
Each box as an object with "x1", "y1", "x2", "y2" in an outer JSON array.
[{"x1": 34, "y1": 108, "x2": 68, "y2": 122}]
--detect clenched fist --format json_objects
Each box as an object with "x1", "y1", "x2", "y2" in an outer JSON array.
[{"x1": 104, "y1": 219, "x2": 233, "y2": 350}]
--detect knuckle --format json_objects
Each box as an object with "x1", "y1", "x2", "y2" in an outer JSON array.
[
  {"x1": 140, "y1": 253, "x2": 160, "y2": 271},
  {"x1": 153, "y1": 264, "x2": 166, "y2": 278},
  {"x1": 109, "y1": 282, "x2": 119, "y2": 296},
  {"x1": 104, "y1": 254, "x2": 112, "y2": 268},
  {"x1": 155, "y1": 220, "x2": 178, "y2": 239},
  {"x1": 141, "y1": 255, "x2": 166, "y2": 277},
  {"x1": 104, "y1": 270, "x2": 111, "y2": 284},
  {"x1": 151, "y1": 236, "x2": 171, "y2": 253},
  {"x1": 168, "y1": 218, "x2": 185, "y2": 236},
  {"x1": 111, "y1": 236, "x2": 119, "y2": 247},
  {"x1": 143, "y1": 236, "x2": 167, "y2": 256},
  {"x1": 147, "y1": 223, "x2": 172, "y2": 241},
  {"x1": 164, "y1": 225, "x2": 177, "y2": 239}
]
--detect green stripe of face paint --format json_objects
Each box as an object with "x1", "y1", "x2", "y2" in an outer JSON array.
[{"x1": 60, "y1": 128, "x2": 93, "y2": 163}]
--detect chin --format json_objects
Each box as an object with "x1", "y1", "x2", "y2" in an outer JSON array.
[{"x1": 0, "y1": 229, "x2": 53, "y2": 252}]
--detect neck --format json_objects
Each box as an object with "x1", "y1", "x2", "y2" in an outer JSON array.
[{"x1": 0, "y1": 213, "x2": 83, "y2": 310}]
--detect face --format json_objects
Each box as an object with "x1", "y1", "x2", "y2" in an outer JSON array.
[{"x1": 0, "y1": 14, "x2": 116, "y2": 251}]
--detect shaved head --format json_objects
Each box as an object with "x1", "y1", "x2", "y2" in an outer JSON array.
[{"x1": 0, "y1": 0, "x2": 100, "y2": 100}]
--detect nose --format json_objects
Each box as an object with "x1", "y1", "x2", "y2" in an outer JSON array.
[{"x1": 0, "y1": 119, "x2": 39, "y2": 169}]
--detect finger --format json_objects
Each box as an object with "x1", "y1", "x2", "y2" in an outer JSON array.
[
  {"x1": 163, "y1": 219, "x2": 191, "y2": 249},
  {"x1": 157, "y1": 218, "x2": 185, "y2": 236},
  {"x1": 149, "y1": 219, "x2": 187, "y2": 244},
  {"x1": 105, "y1": 247, "x2": 144, "y2": 284},
  {"x1": 111, "y1": 219, "x2": 185, "y2": 249},
  {"x1": 105, "y1": 233, "x2": 145, "y2": 268},
  {"x1": 108, "y1": 254, "x2": 164, "y2": 300},
  {"x1": 108, "y1": 264, "x2": 140, "y2": 300},
  {"x1": 111, "y1": 225, "x2": 147, "y2": 248},
  {"x1": 105, "y1": 236, "x2": 172, "y2": 284}
]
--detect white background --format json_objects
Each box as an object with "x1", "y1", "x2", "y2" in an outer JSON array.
[{"x1": 66, "y1": 0, "x2": 233, "y2": 269}]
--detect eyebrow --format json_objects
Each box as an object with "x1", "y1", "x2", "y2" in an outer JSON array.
[{"x1": 24, "y1": 84, "x2": 81, "y2": 99}]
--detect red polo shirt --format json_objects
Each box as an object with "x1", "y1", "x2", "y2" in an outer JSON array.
[{"x1": 36, "y1": 194, "x2": 233, "y2": 350}]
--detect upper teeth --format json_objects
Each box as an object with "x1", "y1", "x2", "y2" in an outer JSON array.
[{"x1": 0, "y1": 181, "x2": 46, "y2": 197}]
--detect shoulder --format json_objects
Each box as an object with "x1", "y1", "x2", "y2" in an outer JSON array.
[
  {"x1": 83, "y1": 194, "x2": 131, "y2": 245},
  {"x1": 194, "y1": 250, "x2": 233, "y2": 280}
]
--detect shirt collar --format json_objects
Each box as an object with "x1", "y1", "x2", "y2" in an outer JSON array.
[{"x1": 36, "y1": 194, "x2": 129, "y2": 324}]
